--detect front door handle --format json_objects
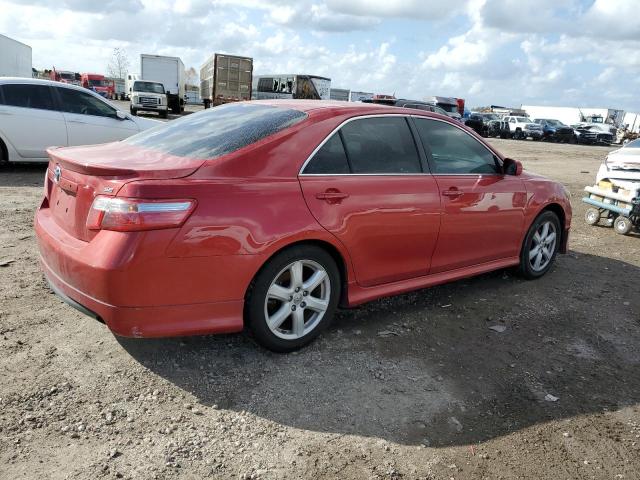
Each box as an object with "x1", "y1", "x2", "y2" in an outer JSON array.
[
  {"x1": 316, "y1": 189, "x2": 349, "y2": 203},
  {"x1": 442, "y1": 188, "x2": 463, "y2": 198}
]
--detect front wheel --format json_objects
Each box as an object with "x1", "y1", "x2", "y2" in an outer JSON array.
[
  {"x1": 246, "y1": 245, "x2": 341, "y2": 352},
  {"x1": 519, "y1": 211, "x2": 561, "y2": 279},
  {"x1": 585, "y1": 208, "x2": 600, "y2": 226}
]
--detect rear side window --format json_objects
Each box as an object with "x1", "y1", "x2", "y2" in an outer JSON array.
[
  {"x1": 340, "y1": 117, "x2": 421, "y2": 174},
  {"x1": 0, "y1": 84, "x2": 55, "y2": 110},
  {"x1": 125, "y1": 103, "x2": 307, "y2": 159},
  {"x1": 414, "y1": 118, "x2": 500, "y2": 174},
  {"x1": 56, "y1": 88, "x2": 116, "y2": 117},
  {"x1": 303, "y1": 133, "x2": 350, "y2": 174}
]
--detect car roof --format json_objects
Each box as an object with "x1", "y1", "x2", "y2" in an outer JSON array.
[
  {"x1": 0, "y1": 76, "x2": 88, "y2": 93},
  {"x1": 0, "y1": 76, "x2": 123, "y2": 109},
  {"x1": 248, "y1": 99, "x2": 447, "y2": 120}
]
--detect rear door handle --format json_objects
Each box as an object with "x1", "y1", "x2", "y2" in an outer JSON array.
[
  {"x1": 316, "y1": 190, "x2": 349, "y2": 203},
  {"x1": 0, "y1": 110, "x2": 11, "y2": 115},
  {"x1": 442, "y1": 188, "x2": 463, "y2": 198},
  {"x1": 66, "y1": 120, "x2": 88, "y2": 125}
]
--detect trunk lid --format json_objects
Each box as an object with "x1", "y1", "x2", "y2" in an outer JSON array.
[{"x1": 45, "y1": 142, "x2": 205, "y2": 241}]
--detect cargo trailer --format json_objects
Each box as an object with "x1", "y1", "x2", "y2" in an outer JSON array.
[{"x1": 200, "y1": 53, "x2": 253, "y2": 108}]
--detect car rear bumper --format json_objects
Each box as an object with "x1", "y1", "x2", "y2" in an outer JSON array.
[
  {"x1": 41, "y1": 256, "x2": 244, "y2": 337},
  {"x1": 35, "y1": 203, "x2": 247, "y2": 337}
]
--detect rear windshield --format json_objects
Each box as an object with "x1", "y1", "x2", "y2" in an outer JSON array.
[{"x1": 124, "y1": 103, "x2": 307, "y2": 159}]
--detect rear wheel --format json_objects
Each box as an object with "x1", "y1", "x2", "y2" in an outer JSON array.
[
  {"x1": 519, "y1": 211, "x2": 561, "y2": 279},
  {"x1": 246, "y1": 245, "x2": 340, "y2": 352},
  {"x1": 614, "y1": 216, "x2": 632, "y2": 235},
  {"x1": 585, "y1": 208, "x2": 600, "y2": 226}
]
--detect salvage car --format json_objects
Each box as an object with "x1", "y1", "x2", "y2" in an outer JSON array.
[
  {"x1": 35, "y1": 101, "x2": 572, "y2": 351},
  {"x1": 573, "y1": 124, "x2": 614, "y2": 145},
  {"x1": 533, "y1": 118, "x2": 575, "y2": 143},
  {"x1": 0, "y1": 78, "x2": 159, "y2": 163}
]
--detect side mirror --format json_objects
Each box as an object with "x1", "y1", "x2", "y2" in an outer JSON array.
[
  {"x1": 503, "y1": 158, "x2": 523, "y2": 176},
  {"x1": 115, "y1": 110, "x2": 127, "y2": 121}
]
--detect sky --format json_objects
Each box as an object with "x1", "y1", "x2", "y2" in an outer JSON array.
[{"x1": 1, "y1": 0, "x2": 639, "y2": 111}]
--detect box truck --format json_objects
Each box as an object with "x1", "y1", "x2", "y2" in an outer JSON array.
[
  {"x1": 140, "y1": 54, "x2": 185, "y2": 114},
  {"x1": 0, "y1": 34, "x2": 32, "y2": 78},
  {"x1": 200, "y1": 53, "x2": 253, "y2": 108}
]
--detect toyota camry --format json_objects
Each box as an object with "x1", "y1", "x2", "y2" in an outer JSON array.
[{"x1": 35, "y1": 101, "x2": 572, "y2": 351}]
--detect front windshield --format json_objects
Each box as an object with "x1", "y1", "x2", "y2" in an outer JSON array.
[
  {"x1": 483, "y1": 114, "x2": 499, "y2": 121},
  {"x1": 515, "y1": 117, "x2": 530, "y2": 122},
  {"x1": 624, "y1": 139, "x2": 640, "y2": 148},
  {"x1": 88, "y1": 79, "x2": 110, "y2": 87},
  {"x1": 59, "y1": 72, "x2": 75, "y2": 80},
  {"x1": 546, "y1": 119, "x2": 564, "y2": 126},
  {"x1": 133, "y1": 81, "x2": 165, "y2": 94}
]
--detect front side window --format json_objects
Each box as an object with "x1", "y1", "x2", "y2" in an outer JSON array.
[
  {"x1": 125, "y1": 103, "x2": 307, "y2": 159},
  {"x1": 56, "y1": 88, "x2": 116, "y2": 117},
  {"x1": 340, "y1": 117, "x2": 421, "y2": 174},
  {"x1": 414, "y1": 118, "x2": 500, "y2": 175},
  {"x1": 303, "y1": 133, "x2": 350, "y2": 174},
  {"x1": 0, "y1": 84, "x2": 55, "y2": 110}
]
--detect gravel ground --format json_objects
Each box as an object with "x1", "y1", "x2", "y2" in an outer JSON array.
[{"x1": 0, "y1": 139, "x2": 639, "y2": 479}]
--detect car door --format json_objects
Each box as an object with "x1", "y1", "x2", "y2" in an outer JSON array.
[
  {"x1": 299, "y1": 115, "x2": 441, "y2": 287},
  {"x1": 53, "y1": 87, "x2": 138, "y2": 146},
  {"x1": 412, "y1": 117, "x2": 527, "y2": 273},
  {"x1": 0, "y1": 83, "x2": 67, "y2": 159}
]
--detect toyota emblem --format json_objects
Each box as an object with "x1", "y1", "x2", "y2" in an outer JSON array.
[{"x1": 53, "y1": 165, "x2": 61, "y2": 183}]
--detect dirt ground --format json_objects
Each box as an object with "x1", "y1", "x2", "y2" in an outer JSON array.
[{"x1": 1, "y1": 139, "x2": 639, "y2": 480}]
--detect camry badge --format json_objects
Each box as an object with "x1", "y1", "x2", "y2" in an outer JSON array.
[
  {"x1": 53, "y1": 165, "x2": 61, "y2": 183},
  {"x1": 103, "y1": 187, "x2": 114, "y2": 193}
]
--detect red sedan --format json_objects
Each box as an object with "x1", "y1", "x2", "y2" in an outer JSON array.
[{"x1": 35, "y1": 101, "x2": 572, "y2": 351}]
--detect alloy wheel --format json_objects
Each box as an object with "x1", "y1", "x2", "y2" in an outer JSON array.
[
  {"x1": 264, "y1": 259, "x2": 331, "y2": 340},
  {"x1": 528, "y1": 220, "x2": 557, "y2": 272}
]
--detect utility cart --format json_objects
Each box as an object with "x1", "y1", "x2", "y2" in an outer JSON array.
[{"x1": 583, "y1": 180, "x2": 640, "y2": 235}]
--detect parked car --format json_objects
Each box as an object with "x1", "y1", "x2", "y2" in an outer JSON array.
[
  {"x1": 35, "y1": 101, "x2": 571, "y2": 351},
  {"x1": 572, "y1": 124, "x2": 614, "y2": 145},
  {"x1": 364, "y1": 98, "x2": 450, "y2": 116},
  {"x1": 533, "y1": 118, "x2": 575, "y2": 143},
  {"x1": 465, "y1": 113, "x2": 489, "y2": 136},
  {"x1": 503, "y1": 116, "x2": 544, "y2": 140},
  {"x1": 0, "y1": 78, "x2": 159, "y2": 163},
  {"x1": 129, "y1": 80, "x2": 169, "y2": 118}
]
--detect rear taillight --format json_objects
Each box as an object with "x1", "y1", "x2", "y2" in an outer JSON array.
[{"x1": 86, "y1": 196, "x2": 196, "y2": 232}]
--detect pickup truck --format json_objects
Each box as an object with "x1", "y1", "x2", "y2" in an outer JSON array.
[{"x1": 503, "y1": 116, "x2": 543, "y2": 140}]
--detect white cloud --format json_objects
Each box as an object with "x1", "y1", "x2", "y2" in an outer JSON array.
[{"x1": 325, "y1": 0, "x2": 469, "y2": 20}]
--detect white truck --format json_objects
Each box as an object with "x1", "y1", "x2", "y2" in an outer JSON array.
[
  {"x1": 503, "y1": 115, "x2": 544, "y2": 140},
  {"x1": 129, "y1": 80, "x2": 169, "y2": 119},
  {"x1": 140, "y1": 54, "x2": 185, "y2": 114},
  {"x1": 0, "y1": 34, "x2": 32, "y2": 78}
]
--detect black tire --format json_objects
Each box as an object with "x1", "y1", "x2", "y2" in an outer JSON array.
[
  {"x1": 0, "y1": 138, "x2": 7, "y2": 163},
  {"x1": 160, "y1": 110, "x2": 168, "y2": 119},
  {"x1": 130, "y1": 107, "x2": 137, "y2": 116},
  {"x1": 585, "y1": 208, "x2": 600, "y2": 226},
  {"x1": 614, "y1": 216, "x2": 632, "y2": 235},
  {"x1": 519, "y1": 211, "x2": 561, "y2": 279},
  {"x1": 246, "y1": 245, "x2": 341, "y2": 352}
]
